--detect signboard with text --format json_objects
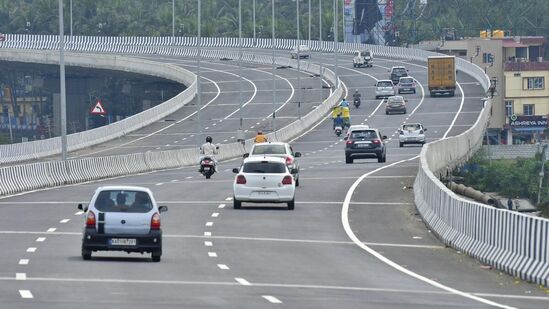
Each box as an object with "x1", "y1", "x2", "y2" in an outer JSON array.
[{"x1": 509, "y1": 115, "x2": 548, "y2": 131}]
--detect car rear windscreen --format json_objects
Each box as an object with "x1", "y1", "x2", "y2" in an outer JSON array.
[
  {"x1": 350, "y1": 130, "x2": 377, "y2": 140},
  {"x1": 400, "y1": 78, "x2": 413, "y2": 83},
  {"x1": 378, "y1": 81, "x2": 393, "y2": 87},
  {"x1": 243, "y1": 162, "x2": 287, "y2": 173},
  {"x1": 94, "y1": 190, "x2": 153, "y2": 213},
  {"x1": 251, "y1": 145, "x2": 286, "y2": 155},
  {"x1": 393, "y1": 68, "x2": 407, "y2": 74}
]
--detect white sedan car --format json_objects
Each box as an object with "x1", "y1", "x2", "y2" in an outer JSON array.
[
  {"x1": 232, "y1": 157, "x2": 296, "y2": 210},
  {"x1": 290, "y1": 45, "x2": 310, "y2": 59},
  {"x1": 399, "y1": 123, "x2": 426, "y2": 147}
]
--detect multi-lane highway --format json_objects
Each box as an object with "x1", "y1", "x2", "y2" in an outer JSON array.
[{"x1": 1, "y1": 50, "x2": 548, "y2": 308}]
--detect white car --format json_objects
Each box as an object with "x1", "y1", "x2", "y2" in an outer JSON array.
[
  {"x1": 232, "y1": 157, "x2": 296, "y2": 210},
  {"x1": 399, "y1": 123, "x2": 426, "y2": 147},
  {"x1": 375, "y1": 80, "x2": 395, "y2": 99},
  {"x1": 244, "y1": 142, "x2": 302, "y2": 186},
  {"x1": 78, "y1": 186, "x2": 168, "y2": 262},
  {"x1": 290, "y1": 45, "x2": 310, "y2": 59},
  {"x1": 344, "y1": 124, "x2": 370, "y2": 140}
]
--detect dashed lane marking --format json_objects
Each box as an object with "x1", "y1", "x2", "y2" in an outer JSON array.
[
  {"x1": 208, "y1": 252, "x2": 218, "y2": 257},
  {"x1": 217, "y1": 264, "x2": 230, "y2": 270},
  {"x1": 205, "y1": 222, "x2": 213, "y2": 227},
  {"x1": 204, "y1": 241, "x2": 213, "y2": 247},
  {"x1": 26, "y1": 248, "x2": 36, "y2": 253},
  {"x1": 218, "y1": 204, "x2": 226, "y2": 209},
  {"x1": 155, "y1": 183, "x2": 163, "y2": 186},
  {"x1": 204, "y1": 232, "x2": 212, "y2": 237},
  {"x1": 170, "y1": 180, "x2": 178, "y2": 183},
  {"x1": 19, "y1": 290, "x2": 33, "y2": 299},
  {"x1": 262, "y1": 295, "x2": 282, "y2": 304},
  {"x1": 60, "y1": 219, "x2": 70, "y2": 223},
  {"x1": 225, "y1": 197, "x2": 233, "y2": 201},
  {"x1": 235, "y1": 278, "x2": 252, "y2": 286},
  {"x1": 16, "y1": 273, "x2": 26, "y2": 280},
  {"x1": 211, "y1": 213, "x2": 220, "y2": 218},
  {"x1": 47, "y1": 228, "x2": 56, "y2": 233},
  {"x1": 19, "y1": 259, "x2": 29, "y2": 265},
  {"x1": 186, "y1": 176, "x2": 193, "y2": 179},
  {"x1": 75, "y1": 211, "x2": 84, "y2": 216}
]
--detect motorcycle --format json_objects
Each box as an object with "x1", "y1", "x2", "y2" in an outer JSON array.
[
  {"x1": 353, "y1": 98, "x2": 361, "y2": 108},
  {"x1": 334, "y1": 126, "x2": 343, "y2": 137},
  {"x1": 199, "y1": 156, "x2": 217, "y2": 179}
]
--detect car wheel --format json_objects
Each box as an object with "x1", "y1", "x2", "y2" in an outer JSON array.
[
  {"x1": 345, "y1": 156, "x2": 353, "y2": 164},
  {"x1": 287, "y1": 199, "x2": 295, "y2": 210},
  {"x1": 375, "y1": 96, "x2": 379, "y2": 99},
  {"x1": 403, "y1": 109, "x2": 407, "y2": 114},
  {"x1": 385, "y1": 110, "x2": 389, "y2": 115},
  {"x1": 205, "y1": 174, "x2": 211, "y2": 179},
  {"x1": 413, "y1": 89, "x2": 416, "y2": 94},
  {"x1": 382, "y1": 154, "x2": 387, "y2": 163},
  {"x1": 295, "y1": 176, "x2": 300, "y2": 187},
  {"x1": 398, "y1": 90, "x2": 401, "y2": 94},
  {"x1": 82, "y1": 248, "x2": 92, "y2": 260},
  {"x1": 399, "y1": 142, "x2": 403, "y2": 148},
  {"x1": 151, "y1": 250, "x2": 161, "y2": 262},
  {"x1": 233, "y1": 198, "x2": 241, "y2": 209}
]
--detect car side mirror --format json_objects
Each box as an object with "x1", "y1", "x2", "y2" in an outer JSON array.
[
  {"x1": 294, "y1": 152, "x2": 302, "y2": 158},
  {"x1": 243, "y1": 153, "x2": 249, "y2": 158},
  {"x1": 232, "y1": 168, "x2": 239, "y2": 173},
  {"x1": 77, "y1": 203, "x2": 88, "y2": 211},
  {"x1": 405, "y1": 100, "x2": 408, "y2": 103},
  {"x1": 158, "y1": 206, "x2": 168, "y2": 213},
  {"x1": 291, "y1": 168, "x2": 298, "y2": 174},
  {"x1": 344, "y1": 136, "x2": 348, "y2": 140},
  {"x1": 382, "y1": 135, "x2": 388, "y2": 140},
  {"x1": 423, "y1": 128, "x2": 427, "y2": 131}
]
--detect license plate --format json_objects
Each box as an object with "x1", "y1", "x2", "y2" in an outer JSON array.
[
  {"x1": 109, "y1": 238, "x2": 137, "y2": 246},
  {"x1": 256, "y1": 191, "x2": 274, "y2": 196},
  {"x1": 356, "y1": 144, "x2": 370, "y2": 148},
  {"x1": 204, "y1": 167, "x2": 210, "y2": 171}
]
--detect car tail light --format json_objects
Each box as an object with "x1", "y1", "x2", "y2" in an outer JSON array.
[
  {"x1": 419, "y1": 130, "x2": 424, "y2": 134},
  {"x1": 86, "y1": 211, "x2": 96, "y2": 228},
  {"x1": 151, "y1": 212, "x2": 161, "y2": 230},
  {"x1": 282, "y1": 175, "x2": 293, "y2": 185},
  {"x1": 202, "y1": 160, "x2": 211, "y2": 164},
  {"x1": 372, "y1": 139, "x2": 381, "y2": 145},
  {"x1": 236, "y1": 175, "x2": 247, "y2": 184},
  {"x1": 346, "y1": 140, "x2": 354, "y2": 145},
  {"x1": 285, "y1": 156, "x2": 294, "y2": 166}
]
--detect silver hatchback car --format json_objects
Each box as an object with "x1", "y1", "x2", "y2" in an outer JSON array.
[
  {"x1": 78, "y1": 186, "x2": 168, "y2": 262},
  {"x1": 375, "y1": 80, "x2": 395, "y2": 99}
]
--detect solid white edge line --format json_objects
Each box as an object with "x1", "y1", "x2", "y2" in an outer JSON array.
[
  {"x1": 19, "y1": 290, "x2": 33, "y2": 299},
  {"x1": 235, "y1": 277, "x2": 252, "y2": 286},
  {"x1": 443, "y1": 82, "x2": 465, "y2": 139},
  {"x1": 262, "y1": 295, "x2": 282, "y2": 304},
  {"x1": 341, "y1": 156, "x2": 516, "y2": 309},
  {"x1": 16, "y1": 273, "x2": 26, "y2": 280},
  {"x1": 217, "y1": 264, "x2": 229, "y2": 270}
]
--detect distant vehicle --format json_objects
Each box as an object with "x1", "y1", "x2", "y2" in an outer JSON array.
[
  {"x1": 428, "y1": 56, "x2": 456, "y2": 97},
  {"x1": 353, "y1": 50, "x2": 373, "y2": 68},
  {"x1": 232, "y1": 157, "x2": 296, "y2": 210},
  {"x1": 290, "y1": 45, "x2": 310, "y2": 59},
  {"x1": 385, "y1": 96, "x2": 407, "y2": 114},
  {"x1": 389, "y1": 66, "x2": 409, "y2": 85},
  {"x1": 78, "y1": 186, "x2": 168, "y2": 262},
  {"x1": 244, "y1": 142, "x2": 302, "y2": 186},
  {"x1": 375, "y1": 80, "x2": 395, "y2": 99},
  {"x1": 345, "y1": 127, "x2": 387, "y2": 164},
  {"x1": 399, "y1": 123, "x2": 427, "y2": 147},
  {"x1": 397, "y1": 76, "x2": 416, "y2": 94},
  {"x1": 344, "y1": 124, "x2": 370, "y2": 140}
]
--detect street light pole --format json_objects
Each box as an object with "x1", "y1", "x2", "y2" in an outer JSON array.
[
  {"x1": 253, "y1": 0, "x2": 256, "y2": 45},
  {"x1": 296, "y1": 0, "x2": 301, "y2": 120},
  {"x1": 271, "y1": 0, "x2": 277, "y2": 135},
  {"x1": 196, "y1": 0, "x2": 202, "y2": 149},
  {"x1": 308, "y1": 0, "x2": 311, "y2": 43},
  {"x1": 70, "y1": 0, "x2": 73, "y2": 37},
  {"x1": 238, "y1": 0, "x2": 244, "y2": 130},
  {"x1": 172, "y1": 0, "x2": 175, "y2": 39},
  {"x1": 319, "y1": 0, "x2": 323, "y2": 105},
  {"x1": 333, "y1": 0, "x2": 339, "y2": 87},
  {"x1": 58, "y1": 0, "x2": 67, "y2": 161}
]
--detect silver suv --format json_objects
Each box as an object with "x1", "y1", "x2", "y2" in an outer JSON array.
[
  {"x1": 375, "y1": 80, "x2": 395, "y2": 99},
  {"x1": 78, "y1": 186, "x2": 168, "y2": 262}
]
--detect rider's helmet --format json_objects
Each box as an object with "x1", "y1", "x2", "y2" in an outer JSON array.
[
  {"x1": 355, "y1": 89, "x2": 359, "y2": 93},
  {"x1": 206, "y1": 136, "x2": 213, "y2": 143}
]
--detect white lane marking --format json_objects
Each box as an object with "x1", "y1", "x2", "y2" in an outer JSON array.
[
  {"x1": 223, "y1": 75, "x2": 258, "y2": 120},
  {"x1": 341, "y1": 156, "x2": 515, "y2": 309},
  {"x1": 225, "y1": 197, "x2": 233, "y2": 201},
  {"x1": 75, "y1": 76, "x2": 221, "y2": 157},
  {"x1": 204, "y1": 241, "x2": 213, "y2": 247},
  {"x1": 217, "y1": 264, "x2": 230, "y2": 270},
  {"x1": 205, "y1": 127, "x2": 209, "y2": 130},
  {"x1": 26, "y1": 248, "x2": 36, "y2": 253},
  {"x1": 235, "y1": 277, "x2": 252, "y2": 286},
  {"x1": 262, "y1": 295, "x2": 282, "y2": 304},
  {"x1": 19, "y1": 259, "x2": 29, "y2": 265},
  {"x1": 74, "y1": 211, "x2": 84, "y2": 216},
  {"x1": 442, "y1": 82, "x2": 465, "y2": 139},
  {"x1": 205, "y1": 222, "x2": 213, "y2": 227},
  {"x1": 218, "y1": 204, "x2": 226, "y2": 208},
  {"x1": 211, "y1": 213, "x2": 219, "y2": 218},
  {"x1": 170, "y1": 179, "x2": 178, "y2": 183},
  {"x1": 223, "y1": 139, "x2": 228, "y2": 142},
  {"x1": 60, "y1": 219, "x2": 70, "y2": 224},
  {"x1": 256, "y1": 122, "x2": 260, "y2": 125},
  {"x1": 204, "y1": 232, "x2": 212, "y2": 237},
  {"x1": 208, "y1": 252, "x2": 218, "y2": 257},
  {"x1": 47, "y1": 228, "x2": 56, "y2": 233},
  {"x1": 16, "y1": 273, "x2": 26, "y2": 280},
  {"x1": 155, "y1": 183, "x2": 163, "y2": 186},
  {"x1": 174, "y1": 141, "x2": 179, "y2": 144},
  {"x1": 19, "y1": 290, "x2": 33, "y2": 299},
  {"x1": 186, "y1": 176, "x2": 193, "y2": 179},
  {"x1": 165, "y1": 144, "x2": 171, "y2": 147}
]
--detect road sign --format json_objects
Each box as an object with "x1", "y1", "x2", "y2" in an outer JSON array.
[
  {"x1": 90, "y1": 100, "x2": 106, "y2": 115},
  {"x1": 0, "y1": 34, "x2": 5, "y2": 42}
]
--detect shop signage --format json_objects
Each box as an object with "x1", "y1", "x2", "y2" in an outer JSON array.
[{"x1": 509, "y1": 115, "x2": 548, "y2": 129}]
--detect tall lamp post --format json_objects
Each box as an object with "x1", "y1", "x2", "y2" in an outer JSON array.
[
  {"x1": 196, "y1": 0, "x2": 203, "y2": 149},
  {"x1": 333, "y1": 0, "x2": 339, "y2": 87},
  {"x1": 58, "y1": 0, "x2": 67, "y2": 160},
  {"x1": 319, "y1": 0, "x2": 323, "y2": 104},
  {"x1": 271, "y1": 0, "x2": 277, "y2": 135},
  {"x1": 296, "y1": 0, "x2": 302, "y2": 120}
]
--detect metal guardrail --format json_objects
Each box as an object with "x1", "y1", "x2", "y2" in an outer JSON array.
[{"x1": 3, "y1": 35, "x2": 547, "y2": 286}]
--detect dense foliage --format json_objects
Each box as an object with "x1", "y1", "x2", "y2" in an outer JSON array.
[{"x1": 0, "y1": 1, "x2": 547, "y2": 46}]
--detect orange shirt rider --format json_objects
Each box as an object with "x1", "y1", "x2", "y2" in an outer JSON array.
[{"x1": 254, "y1": 131, "x2": 268, "y2": 143}]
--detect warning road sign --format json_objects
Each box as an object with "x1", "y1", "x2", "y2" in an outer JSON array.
[{"x1": 90, "y1": 100, "x2": 106, "y2": 115}]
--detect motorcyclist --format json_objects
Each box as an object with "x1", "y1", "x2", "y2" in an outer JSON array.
[
  {"x1": 200, "y1": 136, "x2": 219, "y2": 172},
  {"x1": 353, "y1": 90, "x2": 361, "y2": 102},
  {"x1": 331, "y1": 106, "x2": 342, "y2": 129},
  {"x1": 254, "y1": 130, "x2": 268, "y2": 143},
  {"x1": 340, "y1": 97, "x2": 349, "y2": 108},
  {"x1": 333, "y1": 113, "x2": 344, "y2": 130},
  {"x1": 340, "y1": 104, "x2": 351, "y2": 129}
]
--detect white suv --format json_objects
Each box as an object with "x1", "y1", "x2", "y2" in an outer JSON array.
[{"x1": 78, "y1": 186, "x2": 168, "y2": 262}]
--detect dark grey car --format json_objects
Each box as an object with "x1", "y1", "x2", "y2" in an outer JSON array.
[{"x1": 345, "y1": 128, "x2": 387, "y2": 163}]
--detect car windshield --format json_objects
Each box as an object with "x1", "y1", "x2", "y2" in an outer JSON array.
[
  {"x1": 377, "y1": 81, "x2": 393, "y2": 87},
  {"x1": 251, "y1": 145, "x2": 286, "y2": 155},
  {"x1": 400, "y1": 78, "x2": 413, "y2": 83},
  {"x1": 350, "y1": 130, "x2": 377, "y2": 140},
  {"x1": 403, "y1": 124, "x2": 421, "y2": 131},
  {"x1": 243, "y1": 162, "x2": 286, "y2": 173},
  {"x1": 363, "y1": 51, "x2": 371, "y2": 57},
  {"x1": 94, "y1": 190, "x2": 153, "y2": 213}
]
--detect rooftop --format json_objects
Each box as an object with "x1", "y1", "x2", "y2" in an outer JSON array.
[{"x1": 505, "y1": 61, "x2": 549, "y2": 72}]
